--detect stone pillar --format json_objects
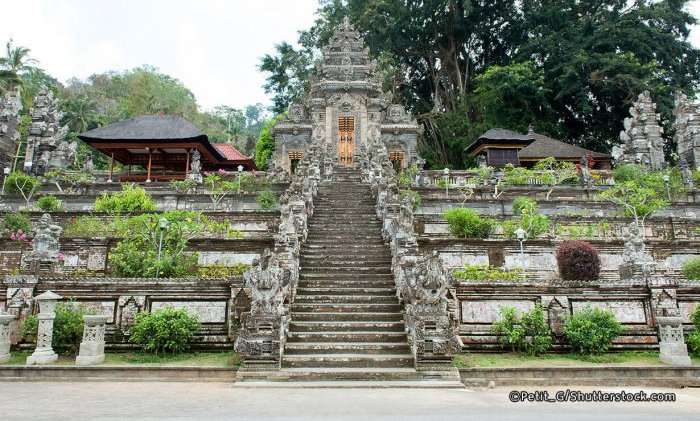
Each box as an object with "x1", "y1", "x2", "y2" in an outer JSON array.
[
  {"x1": 26, "y1": 291, "x2": 61, "y2": 365},
  {"x1": 76, "y1": 315, "x2": 108, "y2": 366},
  {"x1": 657, "y1": 316, "x2": 692, "y2": 366},
  {"x1": 0, "y1": 314, "x2": 16, "y2": 363}
]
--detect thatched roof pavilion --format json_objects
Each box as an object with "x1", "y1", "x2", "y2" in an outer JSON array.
[{"x1": 79, "y1": 115, "x2": 255, "y2": 182}]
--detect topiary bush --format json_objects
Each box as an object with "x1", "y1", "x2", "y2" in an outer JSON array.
[
  {"x1": 22, "y1": 302, "x2": 90, "y2": 355},
  {"x1": 556, "y1": 240, "x2": 601, "y2": 280},
  {"x1": 502, "y1": 197, "x2": 550, "y2": 239},
  {"x1": 682, "y1": 257, "x2": 700, "y2": 281},
  {"x1": 564, "y1": 307, "x2": 623, "y2": 355},
  {"x1": 443, "y1": 208, "x2": 495, "y2": 239},
  {"x1": 130, "y1": 307, "x2": 200, "y2": 354},
  {"x1": 36, "y1": 195, "x2": 63, "y2": 212},
  {"x1": 94, "y1": 184, "x2": 156, "y2": 214},
  {"x1": 491, "y1": 304, "x2": 552, "y2": 356}
]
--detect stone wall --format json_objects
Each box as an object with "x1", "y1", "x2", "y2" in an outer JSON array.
[
  {"x1": 455, "y1": 279, "x2": 700, "y2": 351},
  {"x1": 1, "y1": 275, "x2": 241, "y2": 349}
]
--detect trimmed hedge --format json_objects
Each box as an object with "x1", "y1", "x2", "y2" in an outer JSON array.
[{"x1": 556, "y1": 240, "x2": 600, "y2": 281}]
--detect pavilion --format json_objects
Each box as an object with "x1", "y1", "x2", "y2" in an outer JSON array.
[
  {"x1": 79, "y1": 114, "x2": 255, "y2": 182},
  {"x1": 464, "y1": 126, "x2": 612, "y2": 169}
]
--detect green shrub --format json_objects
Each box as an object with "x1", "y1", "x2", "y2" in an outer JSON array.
[
  {"x1": 22, "y1": 302, "x2": 91, "y2": 355},
  {"x1": 169, "y1": 179, "x2": 197, "y2": 194},
  {"x1": 491, "y1": 304, "x2": 552, "y2": 356},
  {"x1": 682, "y1": 257, "x2": 700, "y2": 280},
  {"x1": 36, "y1": 195, "x2": 63, "y2": 212},
  {"x1": 613, "y1": 164, "x2": 644, "y2": 183},
  {"x1": 443, "y1": 208, "x2": 495, "y2": 239},
  {"x1": 687, "y1": 305, "x2": 700, "y2": 356},
  {"x1": 564, "y1": 307, "x2": 623, "y2": 355},
  {"x1": 5, "y1": 171, "x2": 39, "y2": 196},
  {"x1": 64, "y1": 216, "x2": 114, "y2": 237},
  {"x1": 453, "y1": 264, "x2": 521, "y2": 281},
  {"x1": 256, "y1": 190, "x2": 277, "y2": 210},
  {"x1": 197, "y1": 263, "x2": 250, "y2": 278},
  {"x1": 397, "y1": 165, "x2": 419, "y2": 188},
  {"x1": 1, "y1": 212, "x2": 31, "y2": 235},
  {"x1": 94, "y1": 184, "x2": 156, "y2": 214},
  {"x1": 502, "y1": 198, "x2": 550, "y2": 239},
  {"x1": 130, "y1": 307, "x2": 200, "y2": 354},
  {"x1": 109, "y1": 211, "x2": 205, "y2": 278}
]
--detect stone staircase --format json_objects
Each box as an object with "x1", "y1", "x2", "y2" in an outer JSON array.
[
  {"x1": 284, "y1": 166, "x2": 413, "y2": 371},
  {"x1": 236, "y1": 166, "x2": 461, "y2": 387}
]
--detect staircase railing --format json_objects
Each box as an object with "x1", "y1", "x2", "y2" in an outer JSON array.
[
  {"x1": 234, "y1": 142, "x2": 324, "y2": 369},
  {"x1": 358, "y1": 140, "x2": 462, "y2": 370}
]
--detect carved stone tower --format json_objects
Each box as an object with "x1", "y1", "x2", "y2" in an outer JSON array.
[
  {"x1": 0, "y1": 88, "x2": 23, "y2": 170},
  {"x1": 272, "y1": 17, "x2": 422, "y2": 173},
  {"x1": 673, "y1": 92, "x2": 700, "y2": 170},
  {"x1": 617, "y1": 91, "x2": 666, "y2": 170},
  {"x1": 23, "y1": 88, "x2": 70, "y2": 175}
]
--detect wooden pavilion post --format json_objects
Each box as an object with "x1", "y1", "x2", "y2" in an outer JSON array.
[
  {"x1": 108, "y1": 152, "x2": 114, "y2": 183},
  {"x1": 185, "y1": 148, "x2": 190, "y2": 178},
  {"x1": 146, "y1": 147, "x2": 152, "y2": 183}
]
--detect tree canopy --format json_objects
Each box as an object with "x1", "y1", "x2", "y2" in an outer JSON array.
[{"x1": 259, "y1": 0, "x2": 700, "y2": 169}]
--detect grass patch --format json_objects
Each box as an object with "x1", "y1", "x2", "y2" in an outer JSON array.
[
  {"x1": 453, "y1": 351, "x2": 673, "y2": 368},
  {"x1": 1, "y1": 351, "x2": 240, "y2": 367}
]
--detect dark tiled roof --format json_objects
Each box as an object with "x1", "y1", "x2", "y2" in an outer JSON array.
[
  {"x1": 79, "y1": 115, "x2": 205, "y2": 141},
  {"x1": 478, "y1": 128, "x2": 533, "y2": 141},
  {"x1": 518, "y1": 136, "x2": 610, "y2": 159}
]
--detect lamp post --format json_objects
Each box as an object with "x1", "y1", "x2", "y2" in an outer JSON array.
[
  {"x1": 663, "y1": 174, "x2": 671, "y2": 201},
  {"x1": 1, "y1": 167, "x2": 10, "y2": 195},
  {"x1": 155, "y1": 217, "x2": 170, "y2": 279},
  {"x1": 443, "y1": 168, "x2": 450, "y2": 199},
  {"x1": 237, "y1": 165, "x2": 244, "y2": 195},
  {"x1": 515, "y1": 227, "x2": 527, "y2": 259}
]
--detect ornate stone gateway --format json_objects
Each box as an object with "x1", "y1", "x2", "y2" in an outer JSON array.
[{"x1": 271, "y1": 17, "x2": 422, "y2": 173}]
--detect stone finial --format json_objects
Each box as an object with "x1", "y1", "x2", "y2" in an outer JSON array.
[
  {"x1": 26, "y1": 290, "x2": 62, "y2": 365},
  {"x1": 0, "y1": 314, "x2": 17, "y2": 363},
  {"x1": 0, "y1": 87, "x2": 23, "y2": 169},
  {"x1": 76, "y1": 315, "x2": 109, "y2": 366},
  {"x1": 618, "y1": 90, "x2": 666, "y2": 170},
  {"x1": 673, "y1": 91, "x2": 700, "y2": 170}
]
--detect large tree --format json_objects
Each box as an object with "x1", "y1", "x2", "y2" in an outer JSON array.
[{"x1": 259, "y1": 0, "x2": 700, "y2": 168}]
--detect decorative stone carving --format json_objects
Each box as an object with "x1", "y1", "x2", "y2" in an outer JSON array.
[
  {"x1": 23, "y1": 88, "x2": 70, "y2": 175},
  {"x1": 579, "y1": 154, "x2": 593, "y2": 188},
  {"x1": 619, "y1": 222, "x2": 655, "y2": 280},
  {"x1": 679, "y1": 158, "x2": 694, "y2": 188},
  {"x1": 650, "y1": 288, "x2": 692, "y2": 365},
  {"x1": 541, "y1": 296, "x2": 569, "y2": 335},
  {"x1": 0, "y1": 87, "x2": 22, "y2": 169},
  {"x1": 618, "y1": 91, "x2": 665, "y2": 170},
  {"x1": 0, "y1": 314, "x2": 16, "y2": 363},
  {"x1": 117, "y1": 295, "x2": 145, "y2": 334},
  {"x1": 673, "y1": 92, "x2": 700, "y2": 170},
  {"x1": 24, "y1": 214, "x2": 63, "y2": 273},
  {"x1": 188, "y1": 150, "x2": 203, "y2": 183},
  {"x1": 26, "y1": 290, "x2": 61, "y2": 365},
  {"x1": 76, "y1": 315, "x2": 108, "y2": 365}
]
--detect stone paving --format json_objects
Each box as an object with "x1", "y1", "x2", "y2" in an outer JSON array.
[{"x1": 1, "y1": 382, "x2": 699, "y2": 420}]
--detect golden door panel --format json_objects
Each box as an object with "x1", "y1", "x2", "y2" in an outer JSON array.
[{"x1": 338, "y1": 116, "x2": 354, "y2": 166}]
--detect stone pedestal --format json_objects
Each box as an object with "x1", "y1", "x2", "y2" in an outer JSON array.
[
  {"x1": 0, "y1": 314, "x2": 16, "y2": 363},
  {"x1": 657, "y1": 316, "x2": 692, "y2": 366},
  {"x1": 26, "y1": 291, "x2": 61, "y2": 366},
  {"x1": 76, "y1": 315, "x2": 108, "y2": 366}
]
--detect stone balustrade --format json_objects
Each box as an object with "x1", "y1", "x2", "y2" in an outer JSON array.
[{"x1": 76, "y1": 315, "x2": 109, "y2": 366}]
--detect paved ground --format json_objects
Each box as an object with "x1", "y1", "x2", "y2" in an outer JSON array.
[{"x1": 1, "y1": 382, "x2": 699, "y2": 420}]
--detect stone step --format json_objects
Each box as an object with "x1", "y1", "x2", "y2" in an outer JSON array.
[
  {"x1": 235, "y1": 368, "x2": 462, "y2": 384},
  {"x1": 289, "y1": 321, "x2": 405, "y2": 333},
  {"x1": 284, "y1": 342, "x2": 410, "y2": 355},
  {"x1": 300, "y1": 273, "x2": 393, "y2": 279},
  {"x1": 300, "y1": 258, "x2": 392, "y2": 264},
  {"x1": 291, "y1": 303, "x2": 401, "y2": 313},
  {"x1": 300, "y1": 267, "x2": 391, "y2": 274},
  {"x1": 296, "y1": 287, "x2": 395, "y2": 296},
  {"x1": 292, "y1": 312, "x2": 403, "y2": 322},
  {"x1": 294, "y1": 295, "x2": 398, "y2": 304},
  {"x1": 287, "y1": 331, "x2": 407, "y2": 343},
  {"x1": 282, "y1": 354, "x2": 414, "y2": 369},
  {"x1": 297, "y1": 281, "x2": 396, "y2": 289}
]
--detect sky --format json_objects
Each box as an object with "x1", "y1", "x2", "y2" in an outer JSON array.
[{"x1": 1, "y1": 0, "x2": 700, "y2": 112}]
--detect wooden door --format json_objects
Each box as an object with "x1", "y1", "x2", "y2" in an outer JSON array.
[{"x1": 338, "y1": 116, "x2": 354, "y2": 166}]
